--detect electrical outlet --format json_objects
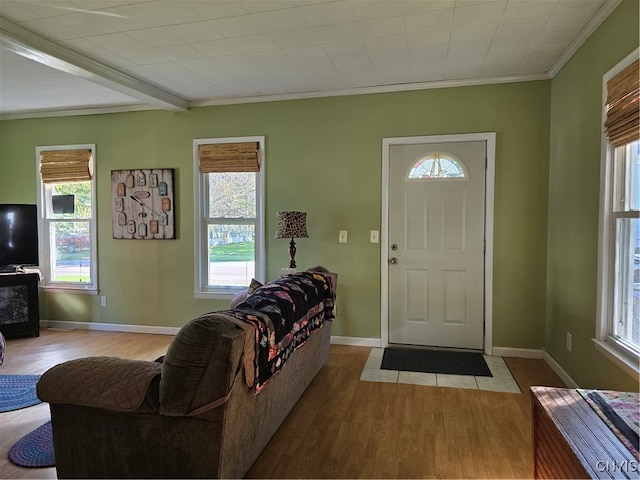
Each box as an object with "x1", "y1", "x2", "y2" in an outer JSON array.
[
  {"x1": 566, "y1": 332, "x2": 572, "y2": 352},
  {"x1": 339, "y1": 230, "x2": 348, "y2": 243},
  {"x1": 100, "y1": 296, "x2": 107, "y2": 307}
]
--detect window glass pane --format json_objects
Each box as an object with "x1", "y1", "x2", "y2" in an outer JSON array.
[
  {"x1": 409, "y1": 155, "x2": 465, "y2": 179},
  {"x1": 630, "y1": 141, "x2": 640, "y2": 211},
  {"x1": 51, "y1": 221, "x2": 91, "y2": 283},
  {"x1": 208, "y1": 224, "x2": 255, "y2": 287},
  {"x1": 208, "y1": 173, "x2": 255, "y2": 218},
  {"x1": 614, "y1": 217, "x2": 640, "y2": 349},
  {"x1": 612, "y1": 141, "x2": 640, "y2": 351},
  {"x1": 50, "y1": 182, "x2": 92, "y2": 219}
]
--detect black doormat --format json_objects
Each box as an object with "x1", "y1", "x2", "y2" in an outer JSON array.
[{"x1": 381, "y1": 347, "x2": 492, "y2": 377}]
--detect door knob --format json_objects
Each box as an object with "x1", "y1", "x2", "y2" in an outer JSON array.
[{"x1": 389, "y1": 257, "x2": 398, "y2": 265}]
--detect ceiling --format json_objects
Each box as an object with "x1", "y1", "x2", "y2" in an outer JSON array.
[{"x1": 0, "y1": 0, "x2": 620, "y2": 119}]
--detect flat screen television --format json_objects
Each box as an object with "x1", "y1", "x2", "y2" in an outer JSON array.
[{"x1": 0, "y1": 204, "x2": 39, "y2": 271}]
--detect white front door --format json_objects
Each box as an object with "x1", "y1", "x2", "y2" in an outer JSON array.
[{"x1": 387, "y1": 140, "x2": 486, "y2": 349}]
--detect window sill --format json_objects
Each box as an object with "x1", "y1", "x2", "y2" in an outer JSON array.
[
  {"x1": 41, "y1": 285, "x2": 97, "y2": 295},
  {"x1": 592, "y1": 338, "x2": 640, "y2": 378},
  {"x1": 194, "y1": 290, "x2": 241, "y2": 300}
]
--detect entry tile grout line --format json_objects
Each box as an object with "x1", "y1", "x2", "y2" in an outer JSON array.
[{"x1": 360, "y1": 348, "x2": 521, "y2": 394}]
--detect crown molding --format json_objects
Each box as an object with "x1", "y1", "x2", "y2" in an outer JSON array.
[
  {"x1": 191, "y1": 73, "x2": 550, "y2": 107},
  {"x1": 0, "y1": 103, "x2": 158, "y2": 121},
  {"x1": 1, "y1": 72, "x2": 550, "y2": 120},
  {"x1": 548, "y1": 0, "x2": 623, "y2": 78}
]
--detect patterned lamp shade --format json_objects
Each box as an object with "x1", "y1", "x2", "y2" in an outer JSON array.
[
  {"x1": 274, "y1": 211, "x2": 309, "y2": 239},
  {"x1": 274, "y1": 211, "x2": 308, "y2": 269}
]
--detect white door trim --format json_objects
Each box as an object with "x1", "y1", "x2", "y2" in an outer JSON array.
[{"x1": 381, "y1": 132, "x2": 496, "y2": 354}]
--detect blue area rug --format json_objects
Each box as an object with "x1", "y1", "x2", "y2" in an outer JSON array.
[
  {"x1": 0, "y1": 375, "x2": 41, "y2": 412},
  {"x1": 9, "y1": 421, "x2": 55, "y2": 468}
]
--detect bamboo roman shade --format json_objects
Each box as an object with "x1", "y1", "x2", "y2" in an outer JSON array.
[
  {"x1": 198, "y1": 142, "x2": 260, "y2": 173},
  {"x1": 604, "y1": 59, "x2": 639, "y2": 148},
  {"x1": 40, "y1": 149, "x2": 93, "y2": 183}
]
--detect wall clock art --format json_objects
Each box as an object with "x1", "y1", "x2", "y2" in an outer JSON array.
[{"x1": 111, "y1": 168, "x2": 175, "y2": 240}]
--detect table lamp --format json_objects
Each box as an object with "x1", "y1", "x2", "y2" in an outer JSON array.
[{"x1": 274, "y1": 211, "x2": 308, "y2": 269}]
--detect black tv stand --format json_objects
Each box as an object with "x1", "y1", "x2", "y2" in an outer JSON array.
[
  {"x1": 0, "y1": 272, "x2": 40, "y2": 338},
  {"x1": 0, "y1": 266, "x2": 20, "y2": 274}
]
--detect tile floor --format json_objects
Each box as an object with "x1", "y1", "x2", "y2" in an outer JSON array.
[{"x1": 360, "y1": 348, "x2": 521, "y2": 394}]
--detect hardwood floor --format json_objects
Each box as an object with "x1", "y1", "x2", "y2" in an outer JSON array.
[{"x1": 0, "y1": 329, "x2": 565, "y2": 479}]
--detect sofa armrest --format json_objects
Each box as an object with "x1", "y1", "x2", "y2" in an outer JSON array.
[{"x1": 37, "y1": 356, "x2": 162, "y2": 413}]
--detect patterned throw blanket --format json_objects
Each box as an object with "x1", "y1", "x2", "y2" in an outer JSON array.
[
  {"x1": 223, "y1": 272, "x2": 335, "y2": 393},
  {"x1": 578, "y1": 389, "x2": 640, "y2": 460}
]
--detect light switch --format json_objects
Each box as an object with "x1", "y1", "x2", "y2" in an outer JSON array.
[
  {"x1": 370, "y1": 230, "x2": 379, "y2": 243},
  {"x1": 339, "y1": 230, "x2": 348, "y2": 243}
]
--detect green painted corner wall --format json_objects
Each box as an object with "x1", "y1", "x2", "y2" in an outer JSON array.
[
  {"x1": 0, "y1": 80, "x2": 550, "y2": 348},
  {"x1": 547, "y1": 0, "x2": 640, "y2": 391}
]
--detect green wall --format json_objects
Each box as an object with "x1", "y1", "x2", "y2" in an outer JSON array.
[
  {"x1": 547, "y1": 0, "x2": 639, "y2": 391},
  {"x1": 0, "y1": 81, "x2": 551, "y2": 347}
]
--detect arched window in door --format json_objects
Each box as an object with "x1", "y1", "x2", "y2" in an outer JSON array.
[{"x1": 408, "y1": 153, "x2": 467, "y2": 180}]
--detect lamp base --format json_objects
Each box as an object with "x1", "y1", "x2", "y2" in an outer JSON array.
[
  {"x1": 288, "y1": 238, "x2": 297, "y2": 269},
  {"x1": 279, "y1": 267, "x2": 297, "y2": 277}
]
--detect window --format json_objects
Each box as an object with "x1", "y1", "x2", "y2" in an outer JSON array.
[
  {"x1": 597, "y1": 53, "x2": 640, "y2": 376},
  {"x1": 193, "y1": 137, "x2": 265, "y2": 298},
  {"x1": 408, "y1": 153, "x2": 466, "y2": 179},
  {"x1": 611, "y1": 141, "x2": 640, "y2": 346},
  {"x1": 36, "y1": 145, "x2": 97, "y2": 293}
]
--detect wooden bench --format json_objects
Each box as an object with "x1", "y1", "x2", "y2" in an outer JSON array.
[{"x1": 531, "y1": 386, "x2": 638, "y2": 479}]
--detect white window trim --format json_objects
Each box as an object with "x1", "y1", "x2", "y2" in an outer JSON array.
[
  {"x1": 36, "y1": 144, "x2": 98, "y2": 294},
  {"x1": 193, "y1": 136, "x2": 265, "y2": 299},
  {"x1": 595, "y1": 48, "x2": 640, "y2": 378}
]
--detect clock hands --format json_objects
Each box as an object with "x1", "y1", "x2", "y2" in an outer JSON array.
[{"x1": 129, "y1": 196, "x2": 163, "y2": 218}]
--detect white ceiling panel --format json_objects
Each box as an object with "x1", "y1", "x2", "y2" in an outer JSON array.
[
  {"x1": 0, "y1": 0, "x2": 625, "y2": 118},
  {"x1": 405, "y1": 8, "x2": 455, "y2": 32},
  {"x1": 187, "y1": 1, "x2": 248, "y2": 20},
  {"x1": 165, "y1": 21, "x2": 224, "y2": 44},
  {"x1": 230, "y1": 33, "x2": 281, "y2": 54},
  {"x1": 299, "y1": 1, "x2": 355, "y2": 26},
  {"x1": 132, "y1": 1, "x2": 202, "y2": 26},
  {"x1": 341, "y1": 66, "x2": 378, "y2": 88},
  {"x1": 210, "y1": 14, "x2": 266, "y2": 37},
  {"x1": 252, "y1": 8, "x2": 310, "y2": 33},
  {"x1": 350, "y1": 0, "x2": 405, "y2": 21},
  {"x1": 457, "y1": 1, "x2": 509, "y2": 24},
  {"x1": 0, "y1": 50, "x2": 143, "y2": 113}
]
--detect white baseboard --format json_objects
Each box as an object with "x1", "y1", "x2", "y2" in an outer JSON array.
[
  {"x1": 37, "y1": 322, "x2": 582, "y2": 387},
  {"x1": 42, "y1": 320, "x2": 179, "y2": 336},
  {"x1": 42, "y1": 320, "x2": 382, "y2": 346},
  {"x1": 330, "y1": 336, "x2": 381, "y2": 347},
  {"x1": 491, "y1": 347, "x2": 544, "y2": 359},
  {"x1": 543, "y1": 350, "x2": 579, "y2": 388}
]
